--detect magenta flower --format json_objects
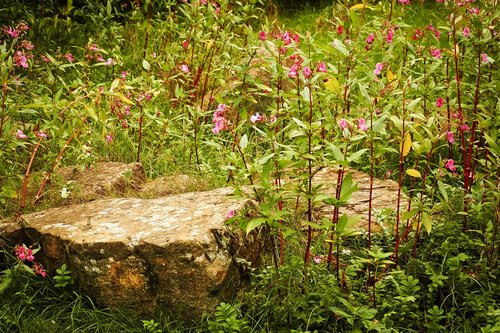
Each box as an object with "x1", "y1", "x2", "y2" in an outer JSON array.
[
  {"x1": 435, "y1": 97, "x2": 444, "y2": 108},
  {"x1": 447, "y1": 131, "x2": 454, "y2": 143},
  {"x1": 215, "y1": 7, "x2": 220, "y2": 16},
  {"x1": 213, "y1": 104, "x2": 228, "y2": 134},
  {"x1": 226, "y1": 210, "x2": 236, "y2": 219},
  {"x1": 398, "y1": 0, "x2": 410, "y2": 4},
  {"x1": 469, "y1": 7, "x2": 479, "y2": 15},
  {"x1": 6, "y1": 26, "x2": 19, "y2": 38},
  {"x1": 16, "y1": 129, "x2": 27, "y2": 139},
  {"x1": 337, "y1": 25, "x2": 344, "y2": 35},
  {"x1": 358, "y1": 118, "x2": 368, "y2": 131},
  {"x1": 338, "y1": 118, "x2": 348, "y2": 130},
  {"x1": 106, "y1": 134, "x2": 113, "y2": 143},
  {"x1": 288, "y1": 63, "x2": 299, "y2": 78},
  {"x1": 259, "y1": 31, "x2": 266, "y2": 41},
  {"x1": 303, "y1": 66, "x2": 312, "y2": 79},
  {"x1": 121, "y1": 71, "x2": 127, "y2": 80},
  {"x1": 463, "y1": 27, "x2": 470, "y2": 38},
  {"x1": 445, "y1": 159, "x2": 456, "y2": 172},
  {"x1": 250, "y1": 113, "x2": 264, "y2": 123},
  {"x1": 13, "y1": 51, "x2": 28, "y2": 68},
  {"x1": 431, "y1": 48, "x2": 442, "y2": 59},
  {"x1": 33, "y1": 263, "x2": 47, "y2": 278},
  {"x1": 15, "y1": 245, "x2": 26, "y2": 261},
  {"x1": 181, "y1": 64, "x2": 189, "y2": 73},
  {"x1": 461, "y1": 124, "x2": 470, "y2": 131},
  {"x1": 26, "y1": 248, "x2": 35, "y2": 262},
  {"x1": 65, "y1": 53, "x2": 74, "y2": 62},
  {"x1": 374, "y1": 62, "x2": 383, "y2": 76},
  {"x1": 105, "y1": 58, "x2": 113, "y2": 66},
  {"x1": 386, "y1": 28, "x2": 394, "y2": 44},
  {"x1": 313, "y1": 255, "x2": 322, "y2": 264},
  {"x1": 41, "y1": 55, "x2": 51, "y2": 63},
  {"x1": 36, "y1": 131, "x2": 47, "y2": 138},
  {"x1": 366, "y1": 33, "x2": 375, "y2": 44},
  {"x1": 317, "y1": 61, "x2": 327, "y2": 73},
  {"x1": 182, "y1": 40, "x2": 189, "y2": 49},
  {"x1": 481, "y1": 53, "x2": 489, "y2": 63}
]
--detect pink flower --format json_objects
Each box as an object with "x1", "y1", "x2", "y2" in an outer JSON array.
[
  {"x1": 259, "y1": 31, "x2": 266, "y2": 41},
  {"x1": 386, "y1": 28, "x2": 394, "y2": 43},
  {"x1": 447, "y1": 131, "x2": 454, "y2": 143},
  {"x1": 182, "y1": 40, "x2": 189, "y2": 49},
  {"x1": 105, "y1": 58, "x2": 113, "y2": 66},
  {"x1": 435, "y1": 0, "x2": 444, "y2": 2},
  {"x1": 303, "y1": 66, "x2": 312, "y2": 79},
  {"x1": 269, "y1": 115, "x2": 277, "y2": 124},
  {"x1": 6, "y1": 26, "x2": 19, "y2": 38},
  {"x1": 13, "y1": 51, "x2": 28, "y2": 68},
  {"x1": 250, "y1": 113, "x2": 264, "y2": 123},
  {"x1": 65, "y1": 53, "x2": 74, "y2": 62},
  {"x1": 481, "y1": 53, "x2": 489, "y2": 63},
  {"x1": 358, "y1": 118, "x2": 368, "y2": 131},
  {"x1": 431, "y1": 48, "x2": 442, "y2": 59},
  {"x1": 33, "y1": 263, "x2": 47, "y2": 278},
  {"x1": 374, "y1": 62, "x2": 383, "y2": 76},
  {"x1": 26, "y1": 248, "x2": 35, "y2": 262},
  {"x1": 181, "y1": 64, "x2": 189, "y2": 73},
  {"x1": 200, "y1": 0, "x2": 207, "y2": 4},
  {"x1": 36, "y1": 131, "x2": 47, "y2": 138},
  {"x1": 226, "y1": 210, "x2": 235, "y2": 219},
  {"x1": 398, "y1": 0, "x2": 410, "y2": 4},
  {"x1": 106, "y1": 134, "x2": 113, "y2": 143},
  {"x1": 317, "y1": 61, "x2": 327, "y2": 73},
  {"x1": 16, "y1": 129, "x2": 27, "y2": 139},
  {"x1": 121, "y1": 71, "x2": 127, "y2": 80},
  {"x1": 313, "y1": 255, "x2": 322, "y2": 264},
  {"x1": 152, "y1": 52, "x2": 157, "y2": 59},
  {"x1": 445, "y1": 159, "x2": 456, "y2": 172},
  {"x1": 15, "y1": 245, "x2": 26, "y2": 261},
  {"x1": 20, "y1": 40, "x2": 34, "y2": 50},
  {"x1": 288, "y1": 63, "x2": 299, "y2": 78},
  {"x1": 463, "y1": 27, "x2": 470, "y2": 38},
  {"x1": 435, "y1": 97, "x2": 444, "y2": 108},
  {"x1": 469, "y1": 7, "x2": 479, "y2": 15},
  {"x1": 41, "y1": 55, "x2": 51, "y2": 63},
  {"x1": 213, "y1": 104, "x2": 228, "y2": 134},
  {"x1": 366, "y1": 33, "x2": 375, "y2": 44},
  {"x1": 461, "y1": 124, "x2": 470, "y2": 131},
  {"x1": 215, "y1": 7, "x2": 220, "y2": 16},
  {"x1": 338, "y1": 118, "x2": 348, "y2": 130},
  {"x1": 337, "y1": 25, "x2": 344, "y2": 35}
]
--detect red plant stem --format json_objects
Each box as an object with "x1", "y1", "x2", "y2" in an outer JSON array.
[
  {"x1": 21, "y1": 136, "x2": 44, "y2": 211},
  {"x1": 327, "y1": 167, "x2": 344, "y2": 265},
  {"x1": 413, "y1": 146, "x2": 433, "y2": 257},
  {"x1": 0, "y1": 80, "x2": 8, "y2": 137},
  {"x1": 304, "y1": 81, "x2": 314, "y2": 266},
  {"x1": 368, "y1": 105, "x2": 374, "y2": 250},
  {"x1": 137, "y1": 105, "x2": 144, "y2": 162},
  {"x1": 395, "y1": 91, "x2": 406, "y2": 262},
  {"x1": 445, "y1": 58, "x2": 453, "y2": 159}
]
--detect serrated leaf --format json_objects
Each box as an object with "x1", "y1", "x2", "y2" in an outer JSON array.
[
  {"x1": 400, "y1": 132, "x2": 412, "y2": 157},
  {"x1": 406, "y1": 168, "x2": 421, "y2": 178}
]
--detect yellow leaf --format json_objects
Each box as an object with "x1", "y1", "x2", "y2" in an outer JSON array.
[
  {"x1": 400, "y1": 132, "x2": 412, "y2": 157},
  {"x1": 350, "y1": 3, "x2": 373, "y2": 10},
  {"x1": 324, "y1": 76, "x2": 340, "y2": 94},
  {"x1": 406, "y1": 168, "x2": 422, "y2": 178},
  {"x1": 387, "y1": 70, "x2": 397, "y2": 83}
]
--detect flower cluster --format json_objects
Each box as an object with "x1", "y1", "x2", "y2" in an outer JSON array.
[
  {"x1": 15, "y1": 244, "x2": 47, "y2": 278},
  {"x1": 212, "y1": 103, "x2": 228, "y2": 134},
  {"x1": 3, "y1": 22, "x2": 34, "y2": 69}
]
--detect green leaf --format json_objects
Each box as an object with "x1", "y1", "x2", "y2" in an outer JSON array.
[
  {"x1": 339, "y1": 173, "x2": 358, "y2": 202},
  {"x1": 326, "y1": 142, "x2": 344, "y2": 162},
  {"x1": 239, "y1": 134, "x2": 248, "y2": 151},
  {"x1": 347, "y1": 149, "x2": 368, "y2": 163},
  {"x1": 402, "y1": 208, "x2": 419, "y2": 221},
  {"x1": 358, "y1": 82, "x2": 371, "y2": 104},
  {"x1": 437, "y1": 180, "x2": 448, "y2": 202},
  {"x1": 422, "y1": 211, "x2": 432, "y2": 234},
  {"x1": 245, "y1": 218, "x2": 266, "y2": 234},
  {"x1": 332, "y1": 39, "x2": 349, "y2": 57},
  {"x1": 142, "y1": 59, "x2": 150, "y2": 71}
]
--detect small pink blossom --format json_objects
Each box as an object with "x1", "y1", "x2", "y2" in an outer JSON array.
[
  {"x1": 288, "y1": 63, "x2": 299, "y2": 78},
  {"x1": 105, "y1": 58, "x2": 113, "y2": 66},
  {"x1": 226, "y1": 210, "x2": 235, "y2": 219},
  {"x1": 33, "y1": 262, "x2": 47, "y2": 278},
  {"x1": 386, "y1": 28, "x2": 394, "y2": 44},
  {"x1": 121, "y1": 71, "x2": 127, "y2": 80},
  {"x1": 215, "y1": 6, "x2": 220, "y2": 16},
  {"x1": 463, "y1": 27, "x2": 470, "y2": 38},
  {"x1": 435, "y1": 97, "x2": 444, "y2": 108},
  {"x1": 269, "y1": 115, "x2": 277, "y2": 124},
  {"x1": 317, "y1": 61, "x2": 327, "y2": 73},
  {"x1": 26, "y1": 248, "x2": 35, "y2": 262},
  {"x1": 398, "y1": 0, "x2": 410, "y2": 4},
  {"x1": 338, "y1": 118, "x2": 348, "y2": 130},
  {"x1": 469, "y1": 7, "x2": 479, "y2": 15},
  {"x1": 20, "y1": 40, "x2": 34, "y2": 50},
  {"x1": 481, "y1": 53, "x2": 489, "y2": 63},
  {"x1": 36, "y1": 131, "x2": 47, "y2": 138},
  {"x1": 16, "y1": 129, "x2": 27, "y2": 139},
  {"x1": 447, "y1": 131, "x2": 454, "y2": 143},
  {"x1": 302, "y1": 66, "x2": 312, "y2": 79},
  {"x1": 431, "y1": 48, "x2": 442, "y2": 59},
  {"x1": 445, "y1": 159, "x2": 456, "y2": 172},
  {"x1": 152, "y1": 52, "x2": 157, "y2": 59},
  {"x1": 461, "y1": 124, "x2": 470, "y2": 131},
  {"x1": 313, "y1": 255, "x2": 323, "y2": 264},
  {"x1": 337, "y1": 25, "x2": 344, "y2": 35},
  {"x1": 13, "y1": 51, "x2": 28, "y2": 68},
  {"x1": 259, "y1": 31, "x2": 266, "y2": 41},
  {"x1": 106, "y1": 134, "x2": 113, "y2": 143},
  {"x1": 366, "y1": 33, "x2": 375, "y2": 44},
  {"x1": 65, "y1": 53, "x2": 74, "y2": 62},
  {"x1": 374, "y1": 62, "x2": 383, "y2": 76},
  {"x1": 358, "y1": 118, "x2": 368, "y2": 131},
  {"x1": 15, "y1": 245, "x2": 26, "y2": 261},
  {"x1": 213, "y1": 104, "x2": 228, "y2": 134},
  {"x1": 182, "y1": 40, "x2": 189, "y2": 49},
  {"x1": 41, "y1": 55, "x2": 51, "y2": 63},
  {"x1": 250, "y1": 113, "x2": 264, "y2": 123},
  {"x1": 181, "y1": 64, "x2": 189, "y2": 73},
  {"x1": 200, "y1": 0, "x2": 207, "y2": 4},
  {"x1": 6, "y1": 26, "x2": 19, "y2": 38},
  {"x1": 435, "y1": 0, "x2": 444, "y2": 2}
]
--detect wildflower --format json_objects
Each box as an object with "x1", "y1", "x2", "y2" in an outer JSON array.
[
  {"x1": 250, "y1": 113, "x2": 264, "y2": 123},
  {"x1": 445, "y1": 159, "x2": 456, "y2": 172},
  {"x1": 20, "y1": 40, "x2": 34, "y2": 50},
  {"x1": 105, "y1": 58, "x2": 113, "y2": 66},
  {"x1": 463, "y1": 27, "x2": 470, "y2": 38},
  {"x1": 386, "y1": 28, "x2": 394, "y2": 43},
  {"x1": 215, "y1": 7, "x2": 220, "y2": 16},
  {"x1": 15, "y1": 245, "x2": 26, "y2": 261},
  {"x1": 303, "y1": 66, "x2": 312, "y2": 79},
  {"x1": 152, "y1": 52, "x2": 157, "y2": 59},
  {"x1": 269, "y1": 115, "x2": 277, "y2": 124},
  {"x1": 13, "y1": 51, "x2": 28, "y2": 68},
  {"x1": 366, "y1": 33, "x2": 375, "y2": 44},
  {"x1": 358, "y1": 118, "x2": 368, "y2": 131},
  {"x1": 374, "y1": 62, "x2": 383, "y2": 76},
  {"x1": 89, "y1": 44, "x2": 99, "y2": 51},
  {"x1": 317, "y1": 61, "x2": 327, "y2": 73},
  {"x1": 6, "y1": 26, "x2": 19, "y2": 38},
  {"x1": 481, "y1": 53, "x2": 489, "y2": 63},
  {"x1": 435, "y1": 0, "x2": 444, "y2": 2},
  {"x1": 41, "y1": 55, "x2": 51, "y2": 63},
  {"x1": 33, "y1": 263, "x2": 47, "y2": 278},
  {"x1": 288, "y1": 63, "x2": 299, "y2": 78},
  {"x1": 431, "y1": 48, "x2": 442, "y2": 59},
  {"x1": 26, "y1": 248, "x2": 35, "y2": 262},
  {"x1": 259, "y1": 31, "x2": 266, "y2": 41},
  {"x1": 36, "y1": 131, "x2": 47, "y2": 138},
  {"x1": 65, "y1": 53, "x2": 74, "y2": 62},
  {"x1": 200, "y1": 0, "x2": 207, "y2": 4},
  {"x1": 412, "y1": 29, "x2": 423, "y2": 40},
  {"x1": 313, "y1": 255, "x2": 322, "y2": 264},
  {"x1": 16, "y1": 129, "x2": 27, "y2": 139},
  {"x1": 435, "y1": 97, "x2": 444, "y2": 108},
  {"x1": 213, "y1": 104, "x2": 228, "y2": 134},
  {"x1": 182, "y1": 40, "x2": 189, "y2": 49},
  {"x1": 181, "y1": 64, "x2": 189, "y2": 73},
  {"x1": 226, "y1": 210, "x2": 235, "y2": 219},
  {"x1": 338, "y1": 118, "x2": 348, "y2": 130},
  {"x1": 447, "y1": 131, "x2": 454, "y2": 143},
  {"x1": 121, "y1": 71, "x2": 127, "y2": 80},
  {"x1": 337, "y1": 25, "x2": 344, "y2": 35},
  {"x1": 461, "y1": 123, "x2": 470, "y2": 131},
  {"x1": 398, "y1": 0, "x2": 410, "y2": 4},
  {"x1": 106, "y1": 134, "x2": 113, "y2": 143},
  {"x1": 469, "y1": 7, "x2": 479, "y2": 15}
]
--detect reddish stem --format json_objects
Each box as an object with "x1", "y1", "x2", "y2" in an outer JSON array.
[{"x1": 21, "y1": 136, "x2": 44, "y2": 212}]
